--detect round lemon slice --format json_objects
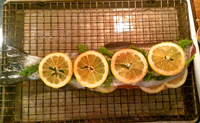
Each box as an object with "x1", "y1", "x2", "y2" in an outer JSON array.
[
  {"x1": 74, "y1": 51, "x2": 109, "y2": 88},
  {"x1": 148, "y1": 42, "x2": 186, "y2": 76},
  {"x1": 39, "y1": 53, "x2": 73, "y2": 88},
  {"x1": 111, "y1": 49, "x2": 148, "y2": 84},
  {"x1": 94, "y1": 86, "x2": 117, "y2": 93},
  {"x1": 140, "y1": 84, "x2": 165, "y2": 94},
  {"x1": 165, "y1": 69, "x2": 188, "y2": 88}
]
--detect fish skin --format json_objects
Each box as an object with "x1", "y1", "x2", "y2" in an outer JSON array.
[
  {"x1": 0, "y1": 45, "x2": 39, "y2": 84},
  {"x1": 0, "y1": 42, "x2": 192, "y2": 89},
  {"x1": 0, "y1": 45, "x2": 82, "y2": 89},
  {"x1": 104, "y1": 42, "x2": 134, "y2": 52},
  {"x1": 104, "y1": 42, "x2": 157, "y2": 53},
  {"x1": 0, "y1": 71, "x2": 30, "y2": 84}
]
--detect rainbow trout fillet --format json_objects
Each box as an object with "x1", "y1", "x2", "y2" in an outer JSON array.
[{"x1": 0, "y1": 42, "x2": 193, "y2": 89}]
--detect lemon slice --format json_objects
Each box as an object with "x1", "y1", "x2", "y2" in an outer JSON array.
[
  {"x1": 165, "y1": 69, "x2": 188, "y2": 88},
  {"x1": 39, "y1": 53, "x2": 73, "y2": 88},
  {"x1": 111, "y1": 49, "x2": 148, "y2": 84},
  {"x1": 74, "y1": 51, "x2": 109, "y2": 88},
  {"x1": 148, "y1": 42, "x2": 186, "y2": 76},
  {"x1": 140, "y1": 84, "x2": 165, "y2": 94},
  {"x1": 94, "y1": 86, "x2": 117, "y2": 93}
]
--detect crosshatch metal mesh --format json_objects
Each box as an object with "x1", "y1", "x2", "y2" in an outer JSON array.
[{"x1": 1, "y1": 0, "x2": 199, "y2": 122}]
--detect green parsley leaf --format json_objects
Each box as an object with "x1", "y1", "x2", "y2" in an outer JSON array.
[
  {"x1": 19, "y1": 63, "x2": 39, "y2": 76},
  {"x1": 103, "y1": 71, "x2": 113, "y2": 87},
  {"x1": 98, "y1": 47, "x2": 113, "y2": 58},
  {"x1": 185, "y1": 55, "x2": 195, "y2": 66},
  {"x1": 77, "y1": 43, "x2": 88, "y2": 53},
  {"x1": 177, "y1": 39, "x2": 193, "y2": 50}
]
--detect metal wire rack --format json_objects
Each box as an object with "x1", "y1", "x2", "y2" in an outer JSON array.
[{"x1": 1, "y1": 0, "x2": 199, "y2": 122}]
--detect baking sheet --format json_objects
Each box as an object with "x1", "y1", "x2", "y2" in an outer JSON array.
[{"x1": 16, "y1": 7, "x2": 183, "y2": 122}]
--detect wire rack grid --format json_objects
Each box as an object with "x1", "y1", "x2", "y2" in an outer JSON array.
[{"x1": 0, "y1": 0, "x2": 199, "y2": 122}]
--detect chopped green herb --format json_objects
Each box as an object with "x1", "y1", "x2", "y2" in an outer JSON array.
[
  {"x1": 103, "y1": 71, "x2": 113, "y2": 87},
  {"x1": 49, "y1": 67, "x2": 65, "y2": 78},
  {"x1": 185, "y1": 55, "x2": 195, "y2": 66},
  {"x1": 106, "y1": 59, "x2": 111, "y2": 66},
  {"x1": 49, "y1": 67, "x2": 56, "y2": 71},
  {"x1": 59, "y1": 70, "x2": 65, "y2": 73},
  {"x1": 177, "y1": 39, "x2": 193, "y2": 50},
  {"x1": 71, "y1": 74, "x2": 76, "y2": 80},
  {"x1": 143, "y1": 71, "x2": 169, "y2": 81},
  {"x1": 59, "y1": 74, "x2": 65, "y2": 79},
  {"x1": 51, "y1": 73, "x2": 56, "y2": 76},
  {"x1": 98, "y1": 47, "x2": 113, "y2": 58},
  {"x1": 77, "y1": 43, "x2": 88, "y2": 53},
  {"x1": 143, "y1": 71, "x2": 154, "y2": 81},
  {"x1": 155, "y1": 75, "x2": 169, "y2": 81},
  {"x1": 120, "y1": 64, "x2": 129, "y2": 69},
  {"x1": 19, "y1": 63, "x2": 39, "y2": 76},
  {"x1": 131, "y1": 46, "x2": 147, "y2": 59},
  {"x1": 49, "y1": 67, "x2": 57, "y2": 76},
  {"x1": 102, "y1": 59, "x2": 113, "y2": 87},
  {"x1": 81, "y1": 66, "x2": 89, "y2": 69}
]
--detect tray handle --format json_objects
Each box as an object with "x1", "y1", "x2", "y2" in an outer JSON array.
[{"x1": 187, "y1": 0, "x2": 200, "y2": 102}]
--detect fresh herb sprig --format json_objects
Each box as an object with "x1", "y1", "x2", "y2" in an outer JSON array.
[
  {"x1": 98, "y1": 47, "x2": 113, "y2": 58},
  {"x1": 177, "y1": 38, "x2": 193, "y2": 50},
  {"x1": 131, "y1": 46, "x2": 147, "y2": 59},
  {"x1": 185, "y1": 55, "x2": 195, "y2": 66},
  {"x1": 103, "y1": 71, "x2": 114, "y2": 87},
  {"x1": 77, "y1": 43, "x2": 88, "y2": 53},
  {"x1": 18, "y1": 39, "x2": 194, "y2": 84},
  {"x1": 130, "y1": 45, "x2": 157, "y2": 81},
  {"x1": 103, "y1": 59, "x2": 114, "y2": 87},
  {"x1": 49, "y1": 67, "x2": 65, "y2": 78},
  {"x1": 143, "y1": 71, "x2": 169, "y2": 81},
  {"x1": 97, "y1": 47, "x2": 114, "y2": 87},
  {"x1": 178, "y1": 39, "x2": 195, "y2": 66},
  {"x1": 19, "y1": 63, "x2": 39, "y2": 76}
]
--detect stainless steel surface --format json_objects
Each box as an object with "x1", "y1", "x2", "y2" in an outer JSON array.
[{"x1": 0, "y1": 0, "x2": 199, "y2": 122}]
